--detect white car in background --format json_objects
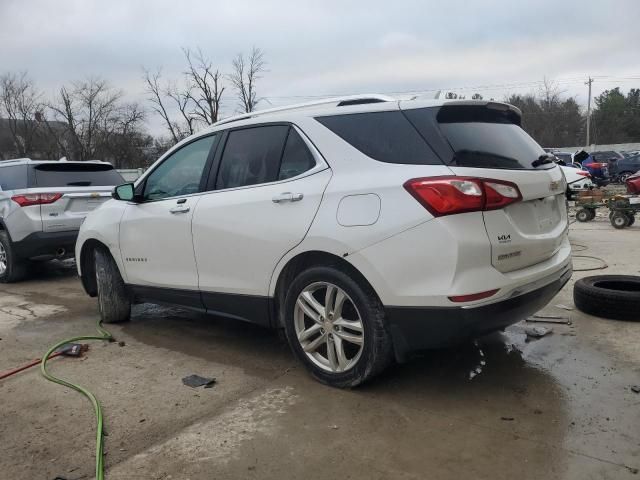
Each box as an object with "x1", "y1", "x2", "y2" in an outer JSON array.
[
  {"x1": 561, "y1": 165, "x2": 594, "y2": 192},
  {"x1": 76, "y1": 95, "x2": 572, "y2": 387}
]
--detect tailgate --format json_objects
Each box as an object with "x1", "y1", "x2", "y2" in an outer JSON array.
[
  {"x1": 39, "y1": 190, "x2": 112, "y2": 232},
  {"x1": 401, "y1": 102, "x2": 569, "y2": 274},
  {"x1": 451, "y1": 166, "x2": 567, "y2": 273}
]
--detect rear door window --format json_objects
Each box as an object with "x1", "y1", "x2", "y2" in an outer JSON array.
[
  {"x1": 216, "y1": 125, "x2": 289, "y2": 189},
  {"x1": 405, "y1": 105, "x2": 549, "y2": 170},
  {"x1": 316, "y1": 111, "x2": 441, "y2": 165},
  {"x1": 0, "y1": 165, "x2": 28, "y2": 190},
  {"x1": 33, "y1": 163, "x2": 125, "y2": 187}
]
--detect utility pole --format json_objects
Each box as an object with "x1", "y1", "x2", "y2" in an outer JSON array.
[{"x1": 585, "y1": 76, "x2": 593, "y2": 148}]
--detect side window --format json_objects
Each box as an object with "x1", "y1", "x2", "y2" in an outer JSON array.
[
  {"x1": 216, "y1": 125, "x2": 289, "y2": 189},
  {"x1": 0, "y1": 165, "x2": 28, "y2": 190},
  {"x1": 278, "y1": 129, "x2": 316, "y2": 180},
  {"x1": 144, "y1": 135, "x2": 216, "y2": 201},
  {"x1": 316, "y1": 111, "x2": 441, "y2": 165}
]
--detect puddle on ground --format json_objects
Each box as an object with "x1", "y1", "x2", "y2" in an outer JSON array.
[{"x1": 0, "y1": 292, "x2": 66, "y2": 330}]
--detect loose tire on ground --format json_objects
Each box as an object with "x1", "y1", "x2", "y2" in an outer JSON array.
[
  {"x1": 610, "y1": 212, "x2": 629, "y2": 229},
  {"x1": 283, "y1": 265, "x2": 394, "y2": 388},
  {"x1": 95, "y1": 248, "x2": 131, "y2": 323},
  {"x1": 574, "y1": 275, "x2": 640, "y2": 321},
  {"x1": 0, "y1": 231, "x2": 28, "y2": 283}
]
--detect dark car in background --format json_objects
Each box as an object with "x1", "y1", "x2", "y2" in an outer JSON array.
[
  {"x1": 576, "y1": 150, "x2": 610, "y2": 186},
  {"x1": 614, "y1": 155, "x2": 640, "y2": 182},
  {"x1": 591, "y1": 150, "x2": 625, "y2": 179}
]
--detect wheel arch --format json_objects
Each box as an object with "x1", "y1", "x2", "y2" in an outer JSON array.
[
  {"x1": 272, "y1": 250, "x2": 379, "y2": 327},
  {"x1": 78, "y1": 238, "x2": 111, "y2": 297}
]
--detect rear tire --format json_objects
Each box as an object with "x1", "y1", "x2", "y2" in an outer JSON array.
[
  {"x1": 95, "y1": 248, "x2": 131, "y2": 323},
  {"x1": 283, "y1": 266, "x2": 394, "y2": 388},
  {"x1": 610, "y1": 212, "x2": 629, "y2": 229},
  {"x1": 627, "y1": 214, "x2": 635, "y2": 226},
  {"x1": 0, "y1": 231, "x2": 28, "y2": 283}
]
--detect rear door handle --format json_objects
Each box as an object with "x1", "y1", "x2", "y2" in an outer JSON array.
[
  {"x1": 169, "y1": 206, "x2": 190, "y2": 214},
  {"x1": 272, "y1": 192, "x2": 304, "y2": 203}
]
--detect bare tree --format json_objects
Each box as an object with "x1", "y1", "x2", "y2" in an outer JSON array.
[
  {"x1": 230, "y1": 47, "x2": 266, "y2": 113},
  {"x1": 183, "y1": 47, "x2": 225, "y2": 124},
  {"x1": 538, "y1": 77, "x2": 563, "y2": 110},
  {"x1": 0, "y1": 72, "x2": 42, "y2": 157},
  {"x1": 144, "y1": 68, "x2": 196, "y2": 144},
  {"x1": 144, "y1": 68, "x2": 181, "y2": 144},
  {"x1": 167, "y1": 81, "x2": 196, "y2": 138},
  {"x1": 47, "y1": 78, "x2": 133, "y2": 161}
]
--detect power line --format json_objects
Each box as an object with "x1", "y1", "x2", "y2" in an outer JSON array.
[{"x1": 262, "y1": 76, "x2": 640, "y2": 103}]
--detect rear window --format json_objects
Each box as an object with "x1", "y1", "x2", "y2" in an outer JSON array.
[
  {"x1": 0, "y1": 165, "x2": 28, "y2": 190},
  {"x1": 405, "y1": 105, "x2": 548, "y2": 170},
  {"x1": 315, "y1": 111, "x2": 441, "y2": 165},
  {"x1": 33, "y1": 163, "x2": 124, "y2": 187}
]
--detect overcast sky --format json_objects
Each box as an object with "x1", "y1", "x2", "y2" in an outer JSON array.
[{"x1": 1, "y1": 0, "x2": 639, "y2": 133}]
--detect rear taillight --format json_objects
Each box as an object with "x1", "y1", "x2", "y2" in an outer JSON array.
[
  {"x1": 586, "y1": 162, "x2": 607, "y2": 169},
  {"x1": 403, "y1": 176, "x2": 522, "y2": 217},
  {"x1": 576, "y1": 171, "x2": 591, "y2": 177},
  {"x1": 11, "y1": 193, "x2": 62, "y2": 207}
]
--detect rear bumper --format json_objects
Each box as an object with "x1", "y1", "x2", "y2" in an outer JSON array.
[
  {"x1": 12, "y1": 230, "x2": 78, "y2": 259},
  {"x1": 385, "y1": 265, "x2": 572, "y2": 361}
]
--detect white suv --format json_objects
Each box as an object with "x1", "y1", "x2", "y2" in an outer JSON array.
[
  {"x1": 0, "y1": 159, "x2": 123, "y2": 282},
  {"x1": 76, "y1": 95, "x2": 572, "y2": 387}
]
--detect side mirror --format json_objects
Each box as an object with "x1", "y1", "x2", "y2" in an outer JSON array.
[{"x1": 112, "y1": 183, "x2": 137, "y2": 202}]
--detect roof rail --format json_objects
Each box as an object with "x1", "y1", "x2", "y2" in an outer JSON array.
[
  {"x1": 0, "y1": 158, "x2": 30, "y2": 164},
  {"x1": 214, "y1": 94, "x2": 395, "y2": 127}
]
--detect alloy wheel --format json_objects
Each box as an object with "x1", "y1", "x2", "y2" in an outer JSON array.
[
  {"x1": 0, "y1": 242, "x2": 6, "y2": 276},
  {"x1": 294, "y1": 281, "x2": 364, "y2": 373}
]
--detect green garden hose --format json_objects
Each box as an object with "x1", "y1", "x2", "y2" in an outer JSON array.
[{"x1": 40, "y1": 319, "x2": 114, "y2": 480}]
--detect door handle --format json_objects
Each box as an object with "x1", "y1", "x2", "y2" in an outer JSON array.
[
  {"x1": 169, "y1": 206, "x2": 190, "y2": 214},
  {"x1": 272, "y1": 192, "x2": 304, "y2": 203}
]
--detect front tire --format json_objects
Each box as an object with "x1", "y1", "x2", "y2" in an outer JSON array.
[
  {"x1": 575, "y1": 208, "x2": 591, "y2": 222},
  {"x1": 283, "y1": 266, "x2": 393, "y2": 388},
  {"x1": 95, "y1": 248, "x2": 131, "y2": 323},
  {"x1": 0, "y1": 231, "x2": 27, "y2": 283}
]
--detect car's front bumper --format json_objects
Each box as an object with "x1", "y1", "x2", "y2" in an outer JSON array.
[
  {"x1": 385, "y1": 264, "x2": 572, "y2": 361},
  {"x1": 12, "y1": 230, "x2": 78, "y2": 260}
]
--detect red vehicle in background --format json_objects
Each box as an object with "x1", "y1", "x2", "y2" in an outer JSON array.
[{"x1": 626, "y1": 171, "x2": 640, "y2": 195}]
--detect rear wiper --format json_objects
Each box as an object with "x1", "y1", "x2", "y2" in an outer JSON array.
[
  {"x1": 532, "y1": 154, "x2": 555, "y2": 168},
  {"x1": 66, "y1": 181, "x2": 92, "y2": 186}
]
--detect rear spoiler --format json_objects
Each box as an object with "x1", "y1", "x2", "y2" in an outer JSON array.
[{"x1": 437, "y1": 102, "x2": 522, "y2": 126}]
